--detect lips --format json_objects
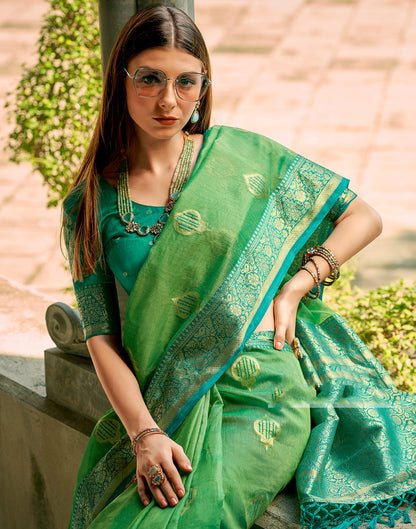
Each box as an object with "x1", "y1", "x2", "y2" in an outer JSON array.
[{"x1": 154, "y1": 116, "x2": 178, "y2": 125}]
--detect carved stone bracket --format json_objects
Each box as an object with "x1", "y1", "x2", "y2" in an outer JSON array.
[{"x1": 45, "y1": 302, "x2": 89, "y2": 357}]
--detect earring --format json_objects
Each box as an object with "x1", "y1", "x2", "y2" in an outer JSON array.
[{"x1": 191, "y1": 102, "x2": 200, "y2": 124}]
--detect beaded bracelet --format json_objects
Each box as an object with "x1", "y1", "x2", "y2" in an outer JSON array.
[
  {"x1": 302, "y1": 245, "x2": 340, "y2": 286},
  {"x1": 131, "y1": 427, "x2": 168, "y2": 456},
  {"x1": 309, "y1": 256, "x2": 321, "y2": 285},
  {"x1": 299, "y1": 264, "x2": 321, "y2": 299}
]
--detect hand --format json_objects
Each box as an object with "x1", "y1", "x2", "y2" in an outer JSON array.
[
  {"x1": 273, "y1": 291, "x2": 300, "y2": 354},
  {"x1": 135, "y1": 433, "x2": 193, "y2": 508},
  {"x1": 273, "y1": 273, "x2": 311, "y2": 355}
]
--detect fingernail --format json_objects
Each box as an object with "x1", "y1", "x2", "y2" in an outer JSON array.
[
  {"x1": 186, "y1": 464, "x2": 193, "y2": 471},
  {"x1": 171, "y1": 497, "x2": 178, "y2": 506},
  {"x1": 161, "y1": 499, "x2": 168, "y2": 508},
  {"x1": 143, "y1": 499, "x2": 150, "y2": 506},
  {"x1": 274, "y1": 341, "x2": 283, "y2": 350},
  {"x1": 177, "y1": 489, "x2": 185, "y2": 498}
]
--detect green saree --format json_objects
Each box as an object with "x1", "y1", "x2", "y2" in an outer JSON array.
[{"x1": 68, "y1": 126, "x2": 416, "y2": 529}]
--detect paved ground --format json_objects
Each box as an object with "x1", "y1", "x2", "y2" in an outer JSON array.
[{"x1": 0, "y1": 0, "x2": 415, "y2": 376}]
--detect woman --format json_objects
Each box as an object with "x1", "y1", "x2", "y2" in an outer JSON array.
[{"x1": 63, "y1": 5, "x2": 416, "y2": 529}]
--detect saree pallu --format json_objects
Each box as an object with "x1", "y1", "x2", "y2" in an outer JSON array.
[{"x1": 69, "y1": 126, "x2": 416, "y2": 529}]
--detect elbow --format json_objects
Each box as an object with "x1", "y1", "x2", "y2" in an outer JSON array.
[
  {"x1": 350, "y1": 196, "x2": 383, "y2": 239},
  {"x1": 370, "y1": 207, "x2": 383, "y2": 239}
]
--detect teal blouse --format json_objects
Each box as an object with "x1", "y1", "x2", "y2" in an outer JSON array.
[
  {"x1": 64, "y1": 166, "x2": 356, "y2": 341},
  {"x1": 98, "y1": 175, "x2": 164, "y2": 293},
  {"x1": 64, "y1": 174, "x2": 165, "y2": 339}
]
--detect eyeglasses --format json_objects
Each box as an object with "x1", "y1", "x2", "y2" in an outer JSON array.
[{"x1": 124, "y1": 67, "x2": 211, "y2": 102}]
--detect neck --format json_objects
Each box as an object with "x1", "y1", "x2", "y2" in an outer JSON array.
[{"x1": 127, "y1": 130, "x2": 185, "y2": 176}]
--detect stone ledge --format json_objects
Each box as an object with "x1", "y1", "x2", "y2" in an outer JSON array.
[
  {"x1": 0, "y1": 373, "x2": 94, "y2": 529},
  {"x1": 44, "y1": 348, "x2": 110, "y2": 422},
  {"x1": 0, "y1": 372, "x2": 95, "y2": 436},
  {"x1": 254, "y1": 487, "x2": 300, "y2": 529}
]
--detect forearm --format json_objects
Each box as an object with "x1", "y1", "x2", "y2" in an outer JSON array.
[
  {"x1": 87, "y1": 334, "x2": 192, "y2": 508},
  {"x1": 322, "y1": 196, "x2": 382, "y2": 266},
  {"x1": 283, "y1": 196, "x2": 383, "y2": 298},
  {"x1": 87, "y1": 334, "x2": 157, "y2": 439}
]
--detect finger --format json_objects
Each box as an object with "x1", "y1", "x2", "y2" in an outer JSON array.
[
  {"x1": 137, "y1": 475, "x2": 151, "y2": 507},
  {"x1": 273, "y1": 299, "x2": 286, "y2": 350},
  {"x1": 163, "y1": 462, "x2": 185, "y2": 500},
  {"x1": 172, "y1": 444, "x2": 193, "y2": 474},
  {"x1": 286, "y1": 323, "x2": 296, "y2": 347},
  {"x1": 273, "y1": 325, "x2": 286, "y2": 350},
  {"x1": 149, "y1": 481, "x2": 169, "y2": 508},
  {"x1": 158, "y1": 474, "x2": 179, "y2": 506}
]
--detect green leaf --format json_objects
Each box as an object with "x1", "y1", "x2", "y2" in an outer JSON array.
[{"x1": 5, "y1": 0, "x2": 101, "y2": 205}]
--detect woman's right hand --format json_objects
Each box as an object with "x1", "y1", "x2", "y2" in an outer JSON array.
[{"x1": 135, "y1": 434, "x2": 193, "y2": 508}]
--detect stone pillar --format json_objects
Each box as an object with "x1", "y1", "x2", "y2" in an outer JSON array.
[{"x1": 98, "y1": 0, "x2": 195, "y2": 75}]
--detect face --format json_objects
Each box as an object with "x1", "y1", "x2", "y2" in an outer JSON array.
[{"x1": 125, "y1": 47, "x2": 204, "y2": 141}]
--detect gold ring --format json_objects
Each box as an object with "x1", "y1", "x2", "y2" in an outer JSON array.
[
  {"x1": 292, "y1": 337, "x2": 302, "y2": 359},
  {"x1": 148, "y1": 464, "x2": 166, "y2": 487}
]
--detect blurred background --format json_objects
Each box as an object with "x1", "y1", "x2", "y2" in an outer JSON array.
[{"x1": 0, "y1": 0, "x2": 415, "y2": 379}]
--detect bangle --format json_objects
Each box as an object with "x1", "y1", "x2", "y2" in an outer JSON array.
[
  {"x1": 309, "y1": 256, "x2": 321, "y2": 285},
  {"x1": 299, "y1": 264, "x2": 321, "y2": 299},
  {"x1": 131, "y1": 427, "x2": 168, "y2": 456},
  {"x1": 302, "y1": 245, "x2": 340, "y2": 286}
]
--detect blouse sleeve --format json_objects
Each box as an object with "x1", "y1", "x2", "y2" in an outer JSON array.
[
  {"x1": 325, "y1": 186, "x2": 357, "y2": 223},
  {"x1": 63, "y1": 193, "x2": 121, "y2": 341}
]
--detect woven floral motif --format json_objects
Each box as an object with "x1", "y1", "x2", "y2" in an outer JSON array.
[
  {"x1": 254, "y1": 416, "x2": 281, "y2": 450},
  {"x1": 231, "y1": 354, "x2": 261, "y2": 390}
]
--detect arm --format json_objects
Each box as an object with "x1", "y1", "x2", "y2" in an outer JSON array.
[
  {"x1": 63, "y1": 198, "x2": 191, "y2": 508},
  {"x1": 273, "y1": 196, "x2": 382, "y2": 350},
  {"x1": 87, "y1": 334, "x2": 192, "y2": 508}
]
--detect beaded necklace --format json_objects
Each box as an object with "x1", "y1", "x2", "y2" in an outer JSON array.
[{"x1": 117, "y1": 134, "x2": 194, "y2": 243}]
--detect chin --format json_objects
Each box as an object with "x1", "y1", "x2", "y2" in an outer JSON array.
[{"x1": 149, "y1": 124, "x2": 187, "y2": 140}]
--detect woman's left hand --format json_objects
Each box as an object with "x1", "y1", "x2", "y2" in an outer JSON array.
[
  {"x1": 273, "y1": 290, "x2": 301, "y2": 353},
  {"x1": 272, "y1": 272, "x2": 313, "y2": 356}
]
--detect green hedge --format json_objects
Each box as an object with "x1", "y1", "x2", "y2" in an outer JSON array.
[
  {"x1": 6, "y1": 0, "x2": 101, "y2": 206},
  {"x1": 325, "y1": 266, "x2": 416, "y2": 393}
]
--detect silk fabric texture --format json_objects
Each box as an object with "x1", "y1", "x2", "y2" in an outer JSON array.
[{"x1": 68, "y1": 126, "x2": 416, "y2": 529}]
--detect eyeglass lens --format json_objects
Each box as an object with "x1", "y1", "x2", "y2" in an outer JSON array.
[{"x1": 133, "y1": 68, "x2": 209, "y2": 101}]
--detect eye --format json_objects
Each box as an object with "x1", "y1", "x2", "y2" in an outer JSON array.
[
  {"x1": 136, "y1": 70, "x2": 164, "y2": 86},
  {"x1": 176, "y1": 74, "x2": 198, "y2": 88},
  {"x1": 138, "y1": 74, "x2": 160, "y2": 85}
]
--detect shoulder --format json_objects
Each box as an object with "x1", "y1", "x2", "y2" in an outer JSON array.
[
  {"x1": 206, "y1": 125, "x2": 290, "y2": 152},
  {"x1": 102, "y1": 160, "x2": 119, "y2": 189},
  {"x1": 205, "y1": 124, "x2": 269, "y2": 141},
  {"x1": 63, "y1": 175, "x2": 110, "y2": 218},
  {"x1": 204, "y1": 125, "x2": 296, "y2": 167}
]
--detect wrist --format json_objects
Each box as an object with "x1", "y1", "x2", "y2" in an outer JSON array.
[
  {"x1": 281, "y1": 270, "x2": 315, "y2": 299},
  {"x1": 127, "y1": 417, "x2": 159, "y2": 442},
  {"x1": 131, "y1": 427, "x2": 168, "y2": 456}
]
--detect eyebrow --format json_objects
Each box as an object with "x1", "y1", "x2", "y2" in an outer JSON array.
[{"x1": 133, "y1": 66, "x2": 203, "y2": 74}]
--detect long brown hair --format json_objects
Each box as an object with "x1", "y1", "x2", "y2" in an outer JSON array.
[{"x1": 64, "y1": 5, "x2": 212, "y2": 280}]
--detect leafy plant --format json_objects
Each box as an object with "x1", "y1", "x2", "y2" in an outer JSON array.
[
  {"x1": 5, "y1": 0, "x2": 101, "y2": 206},
  {"x1": 325, "y1": 265, "x2": 416, "y2": 393}
]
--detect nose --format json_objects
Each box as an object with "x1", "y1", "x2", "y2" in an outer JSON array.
[{"x1": 158, "y1": 79, "x2": 177, "y2": 108}]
